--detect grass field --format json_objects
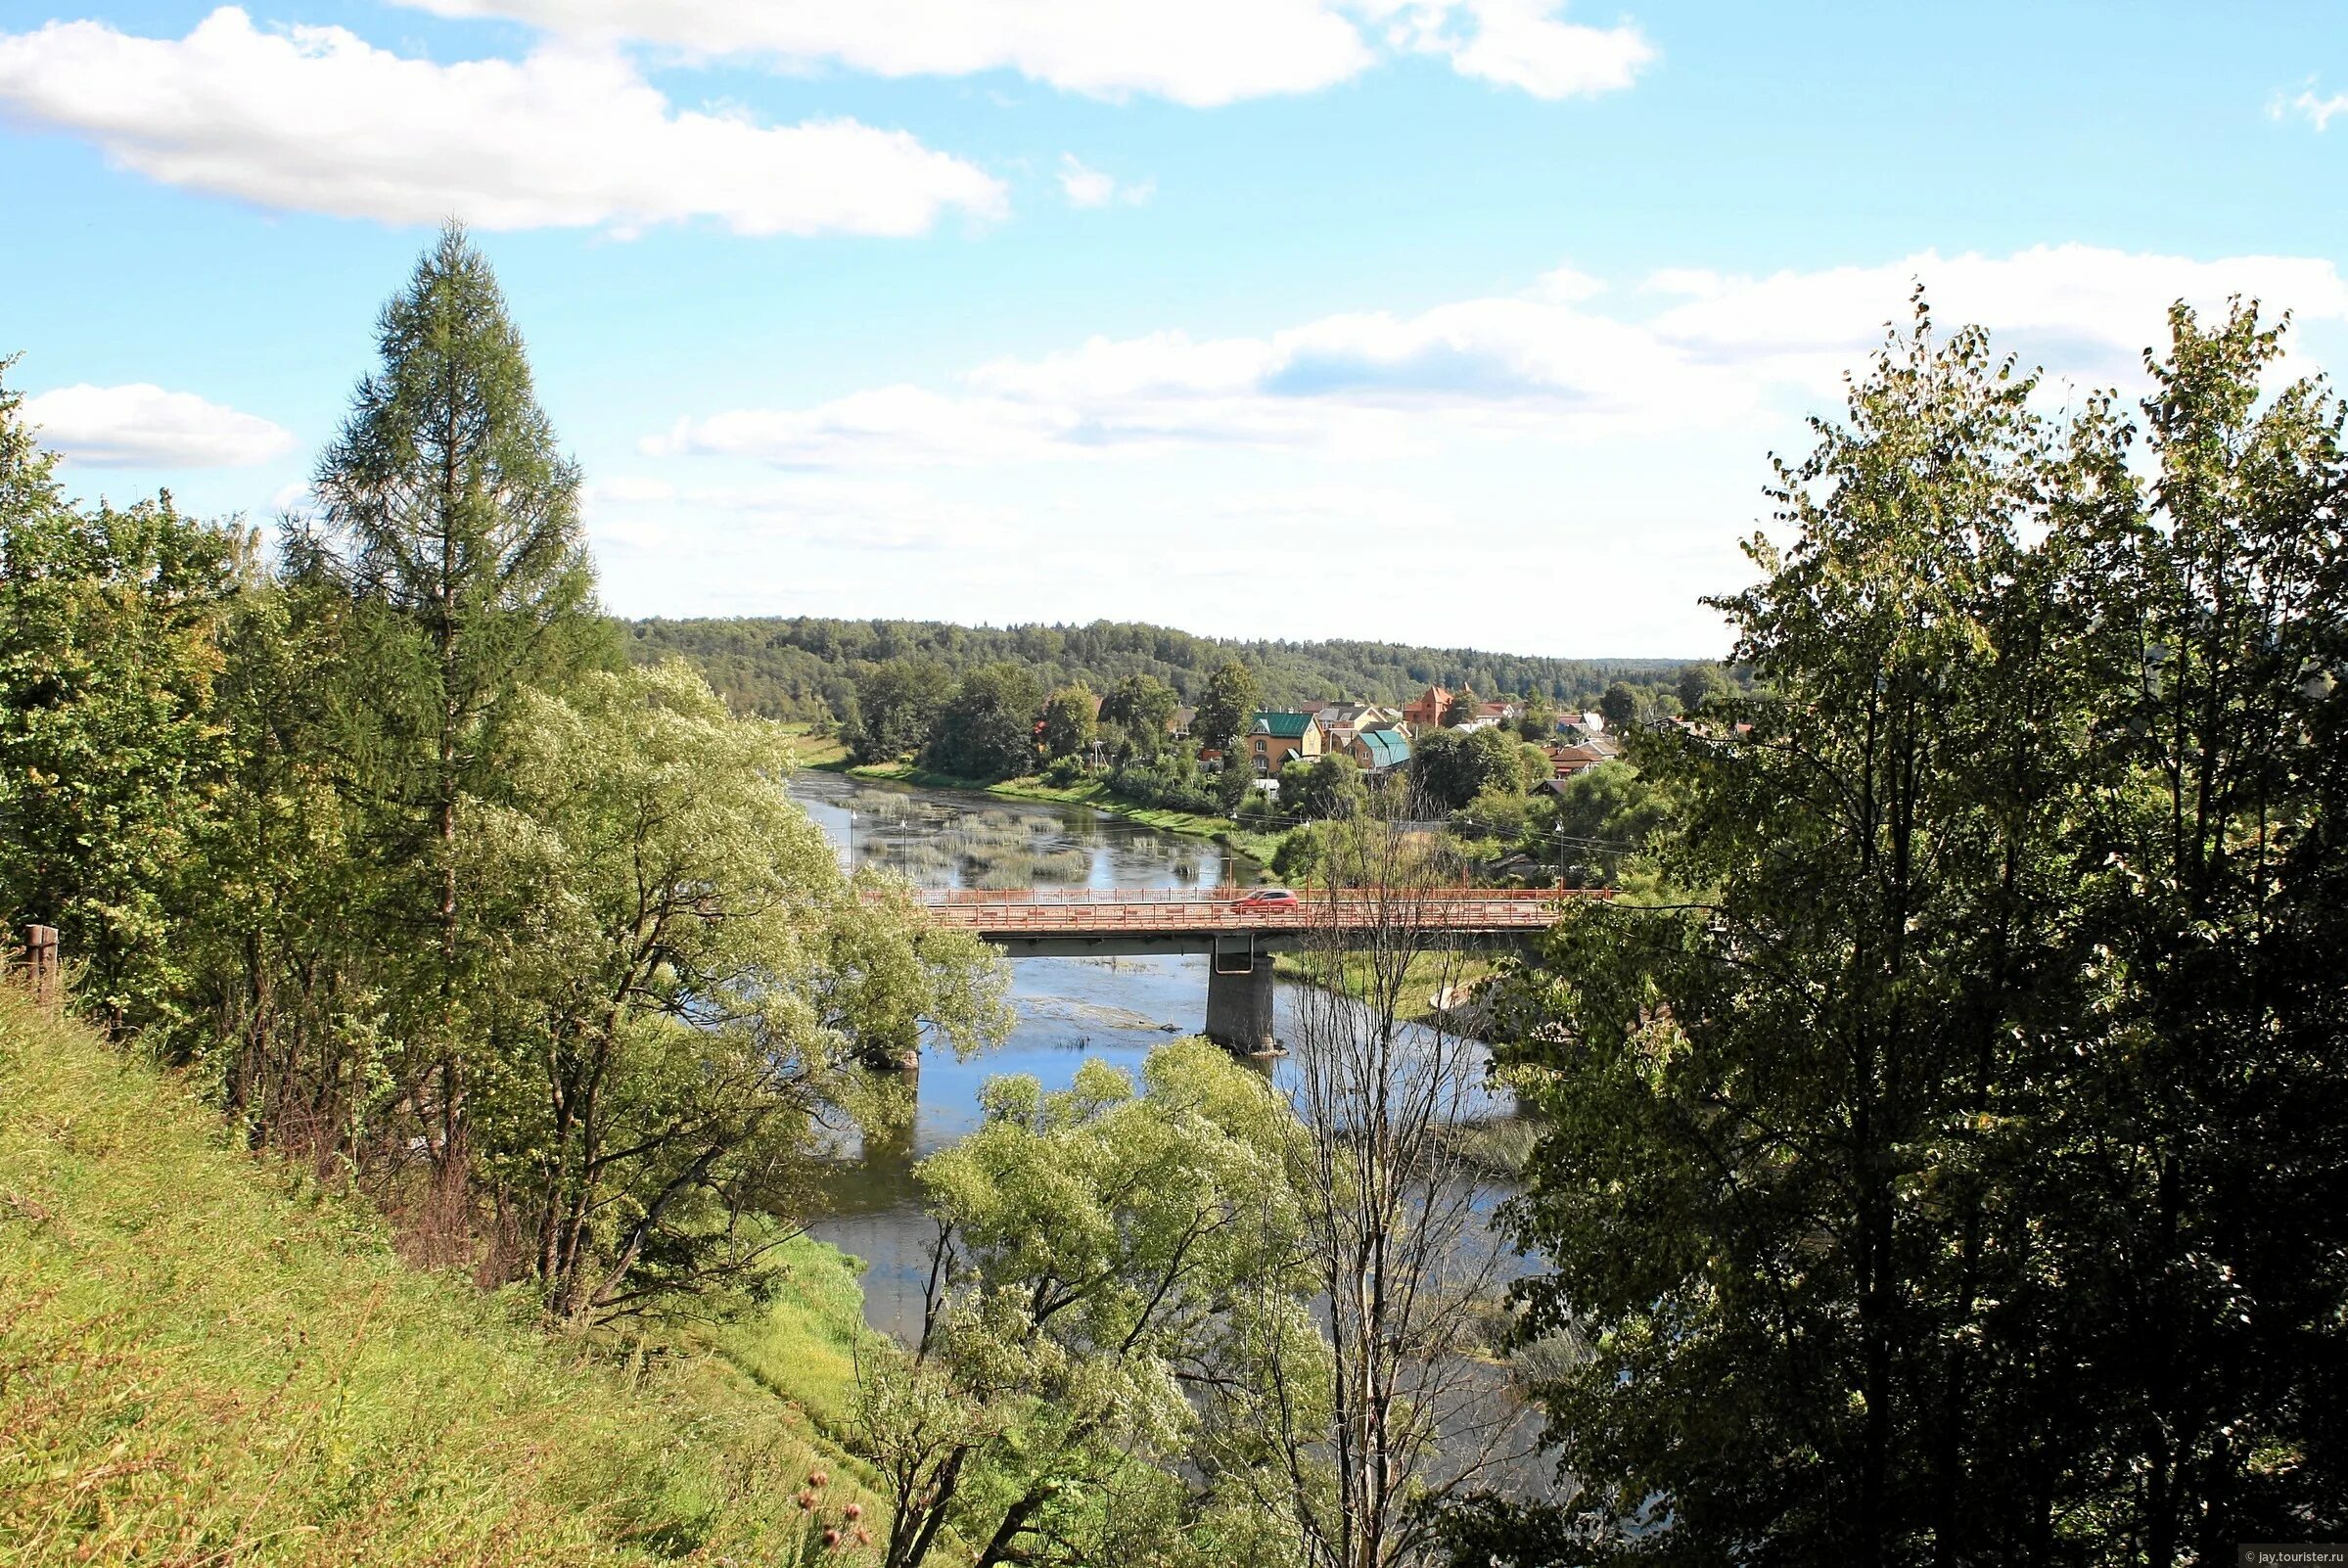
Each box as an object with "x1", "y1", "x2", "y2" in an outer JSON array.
[{"x1": 0, "y1": 990, "x2": 881, "y2": 1567}]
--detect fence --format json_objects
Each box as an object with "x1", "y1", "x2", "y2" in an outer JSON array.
[{"x1": 9, "y1": 924, "x2": 60, "y2": 1009}]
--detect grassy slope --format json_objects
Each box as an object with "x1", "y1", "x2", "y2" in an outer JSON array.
[
  {"x1": 834, "y1": 761, "x2": 1288, "y2": 868},
  {"x1": 0, "y1": 991, "x2": 877, "y2": 1567},
  {"x1": 780, "y1": 721, "x2": 850, "y2": 768}
]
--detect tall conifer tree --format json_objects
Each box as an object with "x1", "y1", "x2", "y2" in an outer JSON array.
[{"x1": 308, "y1": 221, "x2": 601, "y2": 1164}]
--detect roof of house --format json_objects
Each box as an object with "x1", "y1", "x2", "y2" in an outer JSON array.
[
  {"x1": 1251, "y1": 711, "x2": 1317, "y2": 740},
  {"x1": 1357, "y1": 728, "x2": 1412, "y2": 768}
]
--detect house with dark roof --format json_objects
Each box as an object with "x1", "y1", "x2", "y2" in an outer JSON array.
[{"x1": 1248, "y1": 711, "x2": 1322, "y2": 775}]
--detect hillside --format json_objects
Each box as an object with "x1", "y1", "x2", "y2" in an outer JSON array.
[
  {"x1": 624, "y1": 615, "x2": 1695, "y2": 721},
  {"x1": 0, "y1": 990, "x2": 877, "y2": 1567}
]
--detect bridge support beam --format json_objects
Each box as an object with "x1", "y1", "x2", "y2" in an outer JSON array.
[{"x1": 1205, "y1": 957, "x2": 1277, "y2": 1055}]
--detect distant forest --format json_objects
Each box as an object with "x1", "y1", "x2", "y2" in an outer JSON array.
[{"x1": 622, "y1": 616, "x2": 1696, "y2": 722}]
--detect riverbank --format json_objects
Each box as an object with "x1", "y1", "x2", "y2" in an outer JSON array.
[
  {"x1": 830, "y1": 759, "x2": 1290, "y2": 868},
  {"x1": 1270, "y1": 949, "x2": 1505, "y2": 1025}
]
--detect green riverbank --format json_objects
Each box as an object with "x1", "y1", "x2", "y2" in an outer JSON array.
[
  {"x1": 826, "y1": 759, "x2": 1290, "y2": 869},
  {"x1": 1268, "y1": 949, "x2": 1504, "y2": 1025}
]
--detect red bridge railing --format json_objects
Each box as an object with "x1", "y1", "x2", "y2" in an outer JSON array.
[{"x1": 906, "y1": 887, "x2": 1607, "y2": 934}]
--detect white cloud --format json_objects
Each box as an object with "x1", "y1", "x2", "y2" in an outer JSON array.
[
  {"x1": 1370, "y1": 0, "x2": 1655, "y2": 99},
  {"x1": 390, "y1": 0, "x2": 1650, "y2": 105},
  {"x1": 645, "y1": 244, "x2": 2348, "y2": 472},
  {"x1": 0, "y1": 8, "x2": 1005, "y2": 236},
  {"x1": 23, "y1": 383, "x2": 296, "y2": 468},
  {"x1": 397, "y1": 0, "x2": 1376, "y2": 108},
  {"x1": 1058, "y1": 154, "x2": 1152, "y2": 208},
  {"x1": 2274, "y1": 83, "x2": 2348, "y2": 130}
]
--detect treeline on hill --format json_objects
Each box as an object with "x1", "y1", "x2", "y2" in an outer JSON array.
[{"x1": 624, "y1": 613, "x2": 1690, "y2": 724}]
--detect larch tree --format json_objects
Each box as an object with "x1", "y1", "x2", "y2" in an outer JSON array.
[{"x1": 307, "y1": 220, "x2": 605, "y2": 1169}]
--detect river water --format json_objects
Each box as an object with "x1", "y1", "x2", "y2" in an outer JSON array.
[
  {"x1": 789, "y1": 769, "x2": 1400, "y2": 1335},
  {"x1": 790, "y1": 770, "x2": 1550, "y2": 1502}
]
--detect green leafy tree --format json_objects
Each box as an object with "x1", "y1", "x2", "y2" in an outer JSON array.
[
  {"x1": 1192, "y1": 661, "x2": 1261, "y2": 758},
  {"x1": 1483, "y1": 301, "x2": 2348, "y2": 1565},
  {"x1": 0, "y1": 363, "x2": 244, "y2": 1025},
  {"x1": 1516, "y1": 694, "x2": 1554, "y2": 741},
  {"x1": 1039, "y1": 684, "x2": 1098, "y2": 761},
  {"x1": 1441, "y1": 690, "x2": 1479, "y2": 726},
  {"x1": 1675, "y1": 662, "x2": 1733, "y2": 715},
  {"x1": 1410, "y1": 726, "x2": 1523, "y2": 812},
  {"x1": 473, "y1": 661, "x2": 1009, "y2": 1317},
  {"x1": 1100, "y1": 672, "x2": 1179, "y2": 757},
  {"x1": 854, "y1": 1042, "x2": 1314, "y2": 1568},
  {"x1": 1282, "y1": 752, "x2": 1366, "y2": 822},
  {"x1": 305, "y1": 220, "x2": 605, "y2": 1162},
  {"x1": 1596, "y1": 680, "x2": 1639, "y2": 730},
  {"x1": 1216, "y1": 759, "x2": 1254, "y2": 815},
  {"x1": 852, "y1": 657, "x2": 955, "y2": 762},
  {"x1": 1526, "y1": 760, "x2": 1671, "y2": 888},
  {"x1": 923, "y1": 663, "x2": 1044, "y2": 781}
]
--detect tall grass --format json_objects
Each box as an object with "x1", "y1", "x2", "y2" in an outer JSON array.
[{"x1": 0, "y1": 991, "x2": 877, "y2": 1566}]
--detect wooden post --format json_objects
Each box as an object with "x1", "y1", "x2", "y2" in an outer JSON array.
[{"x1": 24, "y1": 925, "x2": 59, "y2": 1010}]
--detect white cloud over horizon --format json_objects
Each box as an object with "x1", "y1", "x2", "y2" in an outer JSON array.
[
  {"x1": 645, "y1": 244, "x2": 2348, "y2": 472},
  {"x1": 391, "y1": 0, "x2": 1652, "y2": 108},
  {"x1": 24, "y1": 382, "x2": 297, "y2": 468},
  {"x1": 0, "y1": 8, "x2": 1007, "y2": 237}
]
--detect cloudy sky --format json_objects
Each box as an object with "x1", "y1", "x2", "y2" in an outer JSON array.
[{"x1": 4, "y1": 1, "x2": 2343, "y2": 656}]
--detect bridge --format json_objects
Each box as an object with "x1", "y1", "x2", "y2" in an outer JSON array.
[{"x1": 917, "y1": 887, "x2": 1599, "y2": 1052}]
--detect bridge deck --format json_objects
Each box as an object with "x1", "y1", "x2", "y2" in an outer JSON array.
[{"x1": 916, "y1": 886, "x2": 1601, "y2": 940}]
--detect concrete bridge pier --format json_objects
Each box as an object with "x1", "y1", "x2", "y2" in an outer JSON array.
[{"x1": 1205, "y1": 945, "x2": 1278, "y2": 1054}]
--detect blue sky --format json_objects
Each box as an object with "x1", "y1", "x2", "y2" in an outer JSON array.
[{"x1": 3, "y1": 0, "x2": 2343, "y2": 657}]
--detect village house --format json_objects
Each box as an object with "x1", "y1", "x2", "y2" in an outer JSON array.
[
  {"x1": 1349, "y1": 727, "x2": 1412, "y2": 776},
  {"x1": 1248, "y1": 711, "x2": 1322, "y2": 774},
  {"x1": 1543, "y1": 742, "x2": 1611, "y2": 779},
  {"x1": 1400, "y1": 685, "x2": 1452, "y2": 729},
  {"x1": 1312, "y1": 701, "x2": 1401, "y2": 751}
]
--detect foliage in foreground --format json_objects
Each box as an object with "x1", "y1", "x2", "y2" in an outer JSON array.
[
  {"x1": 852, "y1": 1041, "x2": 1317, "y2": 1568},
  {"x1": 1491, "y1": 300, "x2": 2348, "y2": 1565},
  {"x1": 0, "y1": 990, "x2": 877, "y2": 1566}
]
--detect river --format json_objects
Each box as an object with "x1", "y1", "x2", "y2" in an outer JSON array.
[{"x1": 790, "y1": 768, "x2": 1352, "y2": 1334}]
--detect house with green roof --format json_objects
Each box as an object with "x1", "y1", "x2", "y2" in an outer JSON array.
[
  {"x1": 1247, "y1": 710, "x2": 1322, "y2": 775},
  {"x1": 1349, "y1": 726, "x2": 1412, "y2": 776}
]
